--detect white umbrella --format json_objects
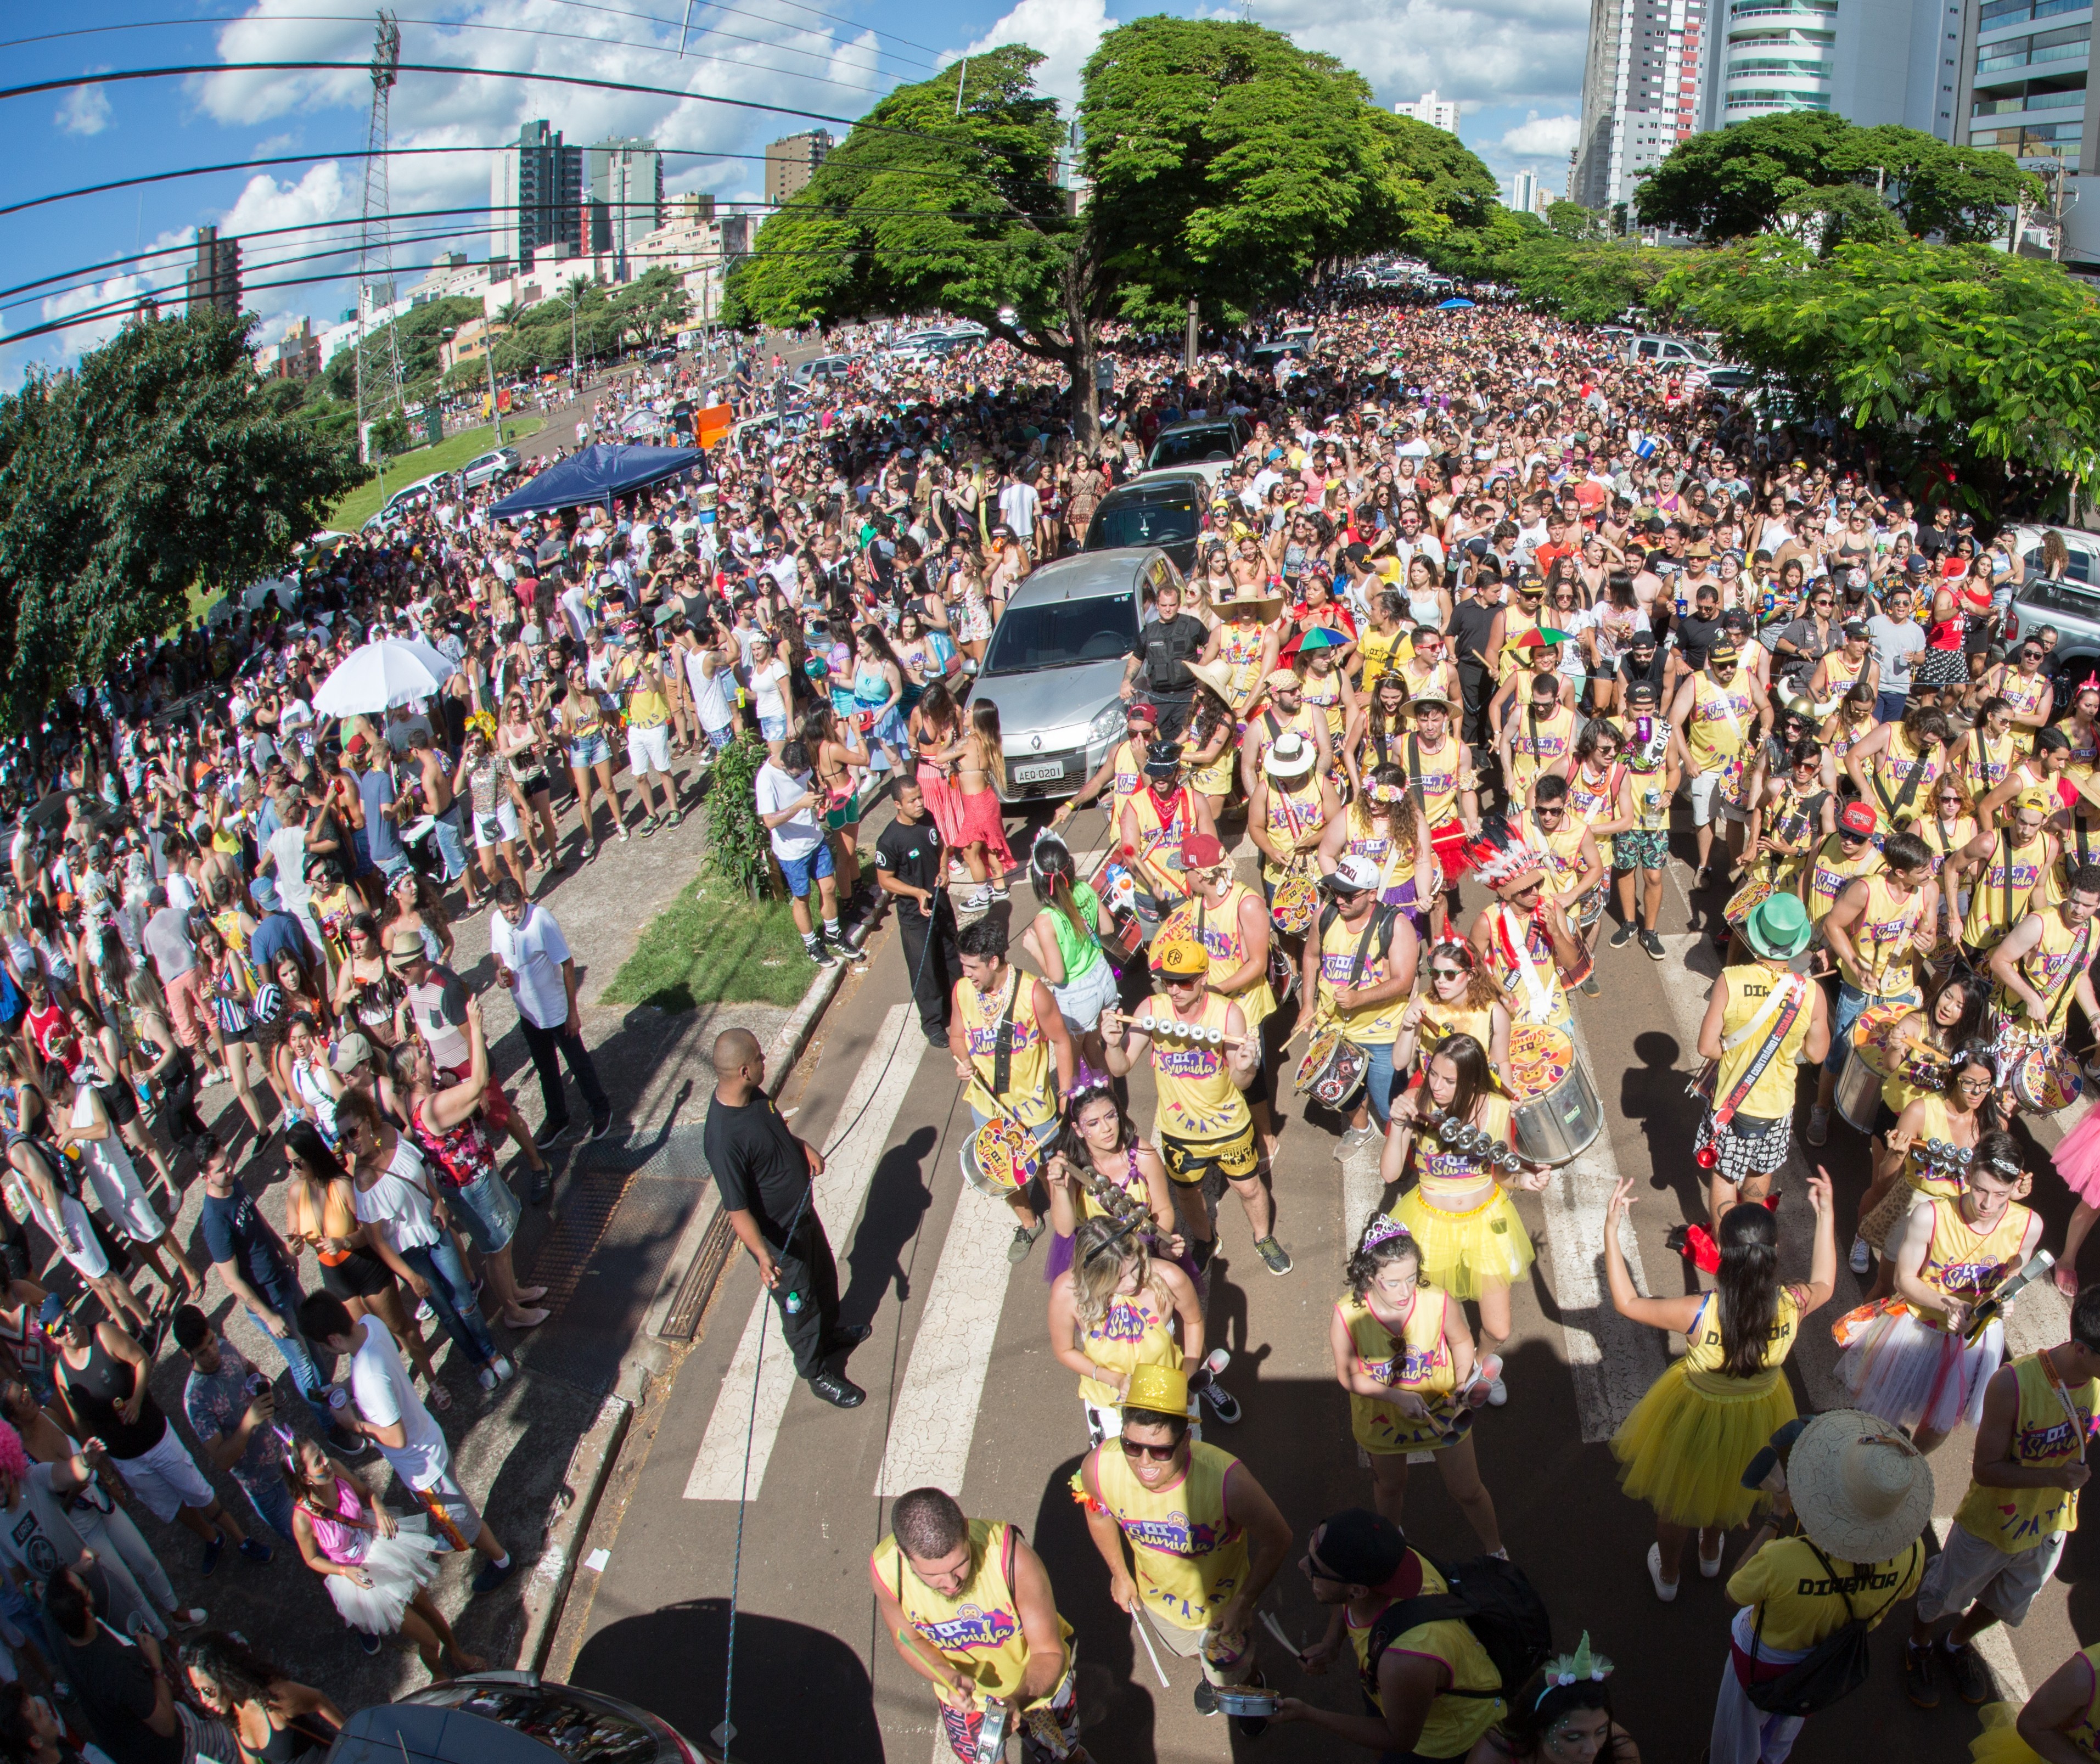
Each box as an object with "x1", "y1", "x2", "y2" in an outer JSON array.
[{"x1": 311, "y1": 638, "x2": 459, "y2": 717}]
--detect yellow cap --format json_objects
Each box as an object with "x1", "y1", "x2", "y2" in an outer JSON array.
[
  {"x1": 1124, "y1": 1364, "x2": 1190, "y2": 1415},
  {"x1": 1149, "y1": 937, "x2": 1208, "y2": 979},
  {"x1": 2016, "y1": 786, "x2": 2056, "y2": 815}
]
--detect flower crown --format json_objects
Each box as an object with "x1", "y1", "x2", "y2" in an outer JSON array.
[{"x1": 1536, "y1": 1632, "x2": 1614, "y2": 1706}]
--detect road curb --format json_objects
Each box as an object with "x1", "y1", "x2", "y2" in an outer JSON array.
[{"x1": 513, "y1": 947, "x2": 854, "y2": 1671}]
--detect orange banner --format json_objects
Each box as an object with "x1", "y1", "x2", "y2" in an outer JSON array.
[{"x1": 695, "y1": 401, "x2": 735, "y2": 448}]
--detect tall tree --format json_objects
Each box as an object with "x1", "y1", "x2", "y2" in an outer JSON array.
[{"x1": 0, "y1": 310, "x2": 361, "y2": 729}]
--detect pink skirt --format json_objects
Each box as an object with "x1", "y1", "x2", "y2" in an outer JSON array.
[
  {"x1": 955, "y1": 787, "x2": 1015, "y2": 872},
  {"x1": 918, "y1": 762, "x2": 968, "y2": 850},
  {"x1": 2056, "y1": 1103, "x2": 2100, "y2": 1205}
]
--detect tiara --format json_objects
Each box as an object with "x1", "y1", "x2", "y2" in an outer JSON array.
[
  {"x1": 1536, "y1": 1632, "x2": 1614, "y2": 1706},
  {"x1": 1360, "y1": 1216, "x2": 1413, "y2": 1253}
]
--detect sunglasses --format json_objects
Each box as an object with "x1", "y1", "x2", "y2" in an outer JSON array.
[
  {"x1": 1119, "y1": 1437, "x2": 1178, "y2": 1462},
  {"x1": 1430, "y1": 967, "x2": 1466, "y2": 980},
  {"x1": 1839, "y1": 830, "x2": 1869, "y2": 844}
]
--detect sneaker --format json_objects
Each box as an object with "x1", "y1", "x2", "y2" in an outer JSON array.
[
  {"x1": 471, "y1": 1555, "x2": 518, "y2": 1595},
  {"x1": 1253, "y1": 1235, "x2": 1293, "y2": 1276},
  {"x1": 170, "y1": 1607, "x2": 207, "y2": 1633},
  {"x1": 805, "y1": 941, "x2": 839, "y2": 969},
  {"x1": 358, "y1": 1632, "x2": 383, "y2": 1656},
  {"x1": 663, "y1": 808, "x2": 683, "y2": 829},
  {"x1": 1486, "y1": 1376, "x2": 1507, "y2": 1407},
  {"x1": 200, "y1": 1537, "x2": 224, "y2": 1577},
  {"x1": 1198, "y1": 1381, "x2": 1243, "y2": 1424},
  {"x1": 1608, "y1": 922, "x2": 1636, "y2": 949},
  {"x1": 582, "y1": 841, "x2": 599, "y2": 864},
  {"x1": 492, "y1": 1353, "x2": 515, "y2": 1384},
  {"x1": 1806, "y1": 1105, "x2": 1831, "y2": 1148},
  {"x1": 1579, "y1": 973, "x2": 1601, "y2": 996},
  {"x1": 1942, "y1": 1639, "x2": 1992, "y2": 1705},
  {"x1": 1645, "y1": 1542, "x2": 1678, "y2": 1604},
  {"x1": 615, "y1": 827, "x2": 631, "y2": 844},
  {"x1": 238, "y1": 1537, "x2": 273, "y2": 1565},
  {"x1": 959, "y1": 886, "x2": 991, "y2": 913},
  {"x1": 415, "y1": 1299, "x2": 436, "y2": 1325},
  {"x1": 1333, "y1": 1124, "x2": 1377, "y2": 1160},
  {"x1": 1639, "y1": 929, "x2": 1665, "y2": 960},
  {"x1": 541, "y1": 1121, "x2": 576, "y2": 1149},
  {"x1": 1849, "y1": 1234, "x2": 1871, "y2": 1275},
  {"x1": 478, "y1": 1364, "x2": 500, "y2": 1392},
  {"x1": 1007, "y1": 1222, "x2": 1043, "y2": 1265},
  {"x1": 587, "y1": 1115, "x2": 614, "y2": 1142},
  {"x1": 1904, "y1": 1641, "x2": 1941, "y2": 1708},
  {"x1": 638, "y1": 816, "x2": 659, "y2": 838}
]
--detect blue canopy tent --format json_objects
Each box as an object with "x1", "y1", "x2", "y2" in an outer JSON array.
[
  {"x1": 488, "y1": 442, "x2": 704, "y2": 519},
  {"x1": 1436, "y1": 298, "x2": 1476, "y2": 311}
]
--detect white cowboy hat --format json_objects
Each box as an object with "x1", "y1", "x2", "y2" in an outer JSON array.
[
  {"x1": 1264, "y1": 731, "x2": 1319, "y2": 782},
  {"x1": 1787, "y1": 1408, "x2": 1934, "y2": 1563}
]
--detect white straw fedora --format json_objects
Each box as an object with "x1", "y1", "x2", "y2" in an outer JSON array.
[{"x1": 1786, "y1": 1408, "x2": 1934, "y2": 1563}]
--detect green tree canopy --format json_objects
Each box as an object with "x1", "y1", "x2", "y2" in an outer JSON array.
[
  {"x1": 1633, "y1": 111, "x2": 2037, "y2": 243},
  {"x1": 321, "y1": 294, "x2": 482, "y2": 403},
  {"x1": 0, "y1": 310, "x2": 360, "y2": 728}
]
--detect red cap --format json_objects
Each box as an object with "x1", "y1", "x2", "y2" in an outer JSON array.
[
  {"x1": 1839, "y1": 800, "x2": 1878, "y2": 836},
  {"x1": 1126, "y1": 702, "x2": 1158, "y2": 726},
  {"x1": 1182, "y1": 832, "x2": 1225, "y2": 869}
]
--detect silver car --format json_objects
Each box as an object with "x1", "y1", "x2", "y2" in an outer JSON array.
[
  {"x1": 461, "y1": 446, "x2": 520, "y2": 491},
  {"x1": 972, "y1": 549, "x2": 1179, "y2": 804}
]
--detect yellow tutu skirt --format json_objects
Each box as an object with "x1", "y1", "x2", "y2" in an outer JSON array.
[
  {"x1": 1969, "y1": 1703, "x2": 2044, "y2": 1763},
  {"x1": 1390, "y1": 1187, "x2": 1535, "y2": 1301},
  {"x1": 1610, "y1": 1358, "x2": 1797, "y2": 1531}
]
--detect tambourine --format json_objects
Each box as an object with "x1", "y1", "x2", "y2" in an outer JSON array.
[{"x1": 1108, "y1": 1012, "x2": 1250, "y2": 1051}]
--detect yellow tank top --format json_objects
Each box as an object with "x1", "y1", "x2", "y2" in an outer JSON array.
[
  {"x1": 959, "y1": 968, "x2": 1055, "y2": 1128},
  {"x1": 1300, "y1": 667, "x2": 1345, "y2": 743},
  {"x1": 1898, "y1": 1094, "x2": 1968, "y2": 1204},
  {"x1": 871, "y1": 1519, "x2": 1071, "y2": 1700},
  {"x1": 1994, "y1": 910, "x2": 2097, "y2": 1035},
  {"x1": 2002, "y1": 668, "x2": 2052, "y2": 723},
  {"x1": 1080, "y1": 1440, "x2": 1249, "y2": 1631},
  {"x1": 1821, "y1": 649, "x2": 1865, "y2": 698},
  {"x1": 1845, "y1": 873, "x2": 1927, "y2": 998},
  {"x1": 1565, "y1": 762, "x2": 1622, "y2": 870},
  {"x1": 1261, "y1": 778, "x2": 1326, "y2": 883},
  {"x1": 1494, "y1": 609, "x2": 1538, "y2": 681},
  {"x1": 1414, "y1": 997, "x2": 1498, "y2": 1070},
  {"x1": 2072, "y1": 718, "x2": 2100, "y2": 780},
  {"x1": 1506, "y1": 705, "x2": 1574, "y2": 799},
  {"x1": 1076, "y1": 1284, "x2": 1182, "y2": 1408},
  {"x1": 1126, "y1": 786, "x2": 1190, "y2": 898},
  {"x1": 1531, "y1": 815, "x2": 1592, "y2": 906},
  {"x1": 1953, "y1": 1352, "x2": 2097, "y2": 1554},
  {"x1": 1916, "y1": 1195, "x2": 2032, "y2": 1326},
  {"x1": 2050, "y1": 813, "x2": 2100, "y2": 907},
  {"x1": 1807, "y1": 833, "x2": 1883, "y2": 926},
  {"x1": 1872, "y1": 725, "x2": 1940, "y2": 822},
  {"x1": 1878, "y1": 1016, "x2": 1950, "y2": 1116},
  {"x1": 1407, "y1": 732, "x2": 1467, "y2": 829},
  {"x1": 1357, "y1": 625, "x2": 1403, "y2": 692},
  {"x1": 1109, "y1": 738, "x2": 1146, "y2": 810},
  {"x1": 1149, "y1": 990, "x2": 1251, "y2": 1143},
  {"x1": 1480, "y1": 902, "x2": 1567, "y2": 1027},
  {"x1": 1919, "y1": 813, "x2": 1975, "y2": 881},
  {"x1": 1193, "y1": 883, "x2": 1274, "y2": 1029},
  {"x1": 1338, "y1": 1289, "x2": 1457, "y2": 1453},
  {"x1": 1350, "y1": 1555, "x2": 1504, "y2": 1754},
  {"x1": 1216, "y1": 619, "x2": 1266, "y2": 706},
  {"x1": 1711, "y1": 968, "x2": 1814, "y2": 1122},
  {"x1": 1680, "y1": 1286, "x2": 1801, "y2": 1397},
  {"x1": 1316, "y1": 905, "x2": 1407, "y2": 1044},
  {"x1": 1959, "y1": 727, "x2": 2019, "y2": 797},
  {"x1": 1411, "y1": 1094, "x2": 1517, "y2": 1206},
  {"x1": 1250, "y1": 705, "x2": 1328, "y2": 777},
  {"x1": 1685, "y1": 671, "x2": 1753, "y2": 774},
  {"x1": 1966, "y1": 828, "x2": 2051, "y2": 951}
]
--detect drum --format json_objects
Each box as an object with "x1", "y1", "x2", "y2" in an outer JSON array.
[
  {"x1": 1723, "y1": 875, "x2": 1773, "y2": 928},
  {"x1": 1504, "y1": 1024, "x2": 1602, "y2": 1166},
  {"x1": 1834, "y1": 1004, "x2": 1908, "y2": 1133},
  {"x1": 1271, "y1": 870, "x2": 1319, "y2": 935},
  {"x1": 961, "y1": 1117, "x2": 1040, "y2": 1196},
  {"x1": 1294, "y1": 1024, "x2": 1368, "y2": 1107},
  {"x1": 2003, "y1": 1042, "x2": 2083, "y2": 1115}
]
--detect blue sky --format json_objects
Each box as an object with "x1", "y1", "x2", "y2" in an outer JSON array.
[{"x1": 2, "y1": 0, "x2": 1587, "y2": 385}]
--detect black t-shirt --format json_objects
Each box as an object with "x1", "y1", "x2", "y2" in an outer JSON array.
[
  {"x1": 72, "y1": 1624, "x2": 181, "y2": 1764},
  {"x1": 1676, "y1": 613, "x2": 1723, "y2": 671},
  {"x1": 1617, "y1": 648, "x2": 1669, "y2": 693},
  {"x1": 704, "y1": 1092, "x2": 813, "y2": 1244},
  {"x1": 875, "y1": 816, "x2": 945, "y2": 917},
  {"x1": 1448, "y1": 598, "x2": 1496, "y2": 672},
  {"x1": 1136, "y1": 614, "x2": 1208, "y2": 695},
  {"x1": 199, "y1": 1182, "x2": 295, "y2": 1310}
]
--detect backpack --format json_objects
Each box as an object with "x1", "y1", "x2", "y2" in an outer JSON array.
[
  {"x1": 1361, "y1": 1553, "x2": 1553, "y2": 1707},
  {"x1": 1744, "y1": 1539, "x2": 1921, "y2": 1716},
  {"x1": 5, "y1": 1129, "x2": 82, "y2": 1202},
  {"x1": 1317, "y1": 900, "x2": 1400, "y2": 981}
]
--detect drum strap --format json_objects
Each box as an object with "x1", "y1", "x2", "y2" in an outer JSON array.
[
  {"x1": 1407, "y1": 734, "x2": 1427, "y2": 820},
  {"x1": 1714, "y1": 976, "x2": 1806, "y2": 1128},
  {"x1": 2002, "y1": 827, "x2": 2016, "y2": 932},
  {"x1": 1872, "y1": 733, "x2": 1930, "y2": 825},
  {"x1": 991, "y1": 970, "x2": 1019, "y2": 1098}
]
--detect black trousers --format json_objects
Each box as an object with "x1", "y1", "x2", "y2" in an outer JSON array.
[
  {"x1": 519, "y1": 1014, "x2": 610, "y2": 1131},
  {"x1": 895, "y1": 902, "x2": 959, "y2": 1037},
  {"x1": 769, "y1": 1212, "x2": 841, "y2": 1380},
  {"x1": 1457, "y1": 660, "x2": 1491, "y2": 749}
]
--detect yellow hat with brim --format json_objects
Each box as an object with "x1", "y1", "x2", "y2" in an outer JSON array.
[
  {"x1": 1149, "y1": 937, "x2": 1208, "y2": 978},
  {"x1": 2015, "y1": 785, "x2": 2057, "y2": 816},
  {"x1": 1124, "y1": 1363, "x2": 1190, "y2": 1417}
]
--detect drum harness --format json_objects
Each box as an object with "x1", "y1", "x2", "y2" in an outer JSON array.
[
  {"x1": 1690, "y1": 973, "x2": 1808, "y2": 1128},
  {"x1": 1318, "y1": 899, "x2": 1401, "y2": 1061}
]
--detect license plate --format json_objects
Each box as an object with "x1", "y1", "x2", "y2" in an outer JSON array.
[{"x1": 1013, "y1": 762, "x2": 1065, "y2": 784}]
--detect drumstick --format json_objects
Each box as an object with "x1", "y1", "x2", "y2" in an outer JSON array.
[{"x1": 1131, "y1": 1612, "x2": 1172, "y2": 1689}]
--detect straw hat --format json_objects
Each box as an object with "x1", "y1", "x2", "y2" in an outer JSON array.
[
  {"x1": 1186, "y1": 658, "x2": 1240, "y2": 703},
  {"x1": 1215, "y1": 581, "x2": 1283, "y2": 616},
  {"x1": 1787, "y1": 1409, "x2": 1934, "y2": 1563}
]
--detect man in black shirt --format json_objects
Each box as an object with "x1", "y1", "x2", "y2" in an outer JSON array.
[
  {"x1": 1616, "y1": 630, "x2": 1669, "y2": 701},
  {"x1": 1120, "y1": 580, "x2": 1208, "y2": 737},
  {"x1": 874, "y1": 779, "x2": 958, "y2": 1048},
  {"x1": 704, "y1": 1027, "x2": 868, "y2": 1409},
  {"x1": 1674, "y1": 583, "x2": 1724, "y2": 673},
  {"x1": 48, "y1": 1567, "x2": 207, "y2": 1764},
  {"x1": 1446, "y1": 565, "x2": 1500, "y2": 748}
]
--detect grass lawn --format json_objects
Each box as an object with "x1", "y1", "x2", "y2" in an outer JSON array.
[
  {"x1": 326, "y1": 418, "x2": 546, "y2": 529},
  {"x1": 603, "y1": 864, "x2": 866, "y2": 1012}
]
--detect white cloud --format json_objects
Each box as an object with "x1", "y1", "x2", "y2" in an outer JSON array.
[
  {"x1": 1500, "y1": 112, "x2": 1580, "y2": 158},
  {"x1": 942, "y1": 0, "x2": 1115, "y2": 109},
  {"x1": 55, "y1": 85, "x2": 111, "y2": 137}
]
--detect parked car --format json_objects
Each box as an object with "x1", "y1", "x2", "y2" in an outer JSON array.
[
  {"x1": 461, "y1": 447, "x2": 520, "y2": 491},
  {"x1": 323, "y1": 1671, "x2": 710, "y2": 1764},
  {"x1": 970, "y1": 549, "x2": 1181, "y2": 803},
  {"x1": 1141, "y1": 418, "x2": 1251, "y2": 485},
  {"x1": 2004, "y1": 523, "x2": 2100, "y2": 681},
  {"x1": 1622, "y1": 333, "x2": 1714, "y2": 367},
  {"x1": 1083, "y1": 471, "x2": 1209, "y2": 573},
  {"x1": 790, "y1": 353, "x2": 854, "y2": 385}
]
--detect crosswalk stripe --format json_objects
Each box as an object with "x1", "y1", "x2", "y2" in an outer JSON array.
[
  {"x1": 875, "y1": 1186, "x2": 1019, "y2": 1497},
  {"x1": 684, "y1": 1003, "x2": 927, "y2": 1501}
]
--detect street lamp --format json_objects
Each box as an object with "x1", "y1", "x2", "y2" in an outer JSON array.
[{"x1": 441, "y1": 324, "x2": 504, "y2": 447}]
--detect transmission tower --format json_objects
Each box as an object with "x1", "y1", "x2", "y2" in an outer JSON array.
[{"x1": 354, "y1": 10, "x2": 407, "y2": 477}]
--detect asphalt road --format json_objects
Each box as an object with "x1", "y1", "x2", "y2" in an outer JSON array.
[{"x1": 555, "y1": 799, "x2": 2099, "y2": 1764}]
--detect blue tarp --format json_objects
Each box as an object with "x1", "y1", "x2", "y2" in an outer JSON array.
[
  {"x1": 1436, "y1": 298, "x2": 1476, "y2": 311},
  {"x1": 488, "y1": 442, "x2": 704, "y2": 518}
]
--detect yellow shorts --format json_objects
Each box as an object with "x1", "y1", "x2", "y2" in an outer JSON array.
[{"x1": 1160, "y1": 1123, "x2": 1259, "y2": 1187}]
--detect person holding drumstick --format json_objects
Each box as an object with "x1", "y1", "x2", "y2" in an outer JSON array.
[
  {"x1": 1378, "y1": 1032, "x2": 1549, "y2": 1408},
  {"x1": 1299, "y1": 856, "x2": 1421, "y2": 1148},
  {"x1": 1401, "y1": 689, "x2": 1480, "y2": 941},
  {"x1": 1522, "y1": 777, "x2": 1606, "y2": 996},
  {"x1": 1102, "y1": 938, "x2": 1286, "y2": 1277},
  {"x1": 1175, "y1": 834, "x2": 1283, "y2": 1173},
  {"x1": 1041, "y1": 1071, "x2": 1182, "y2": 1284},
  {"x1": 1987, "y1": 866, "x2": 2100, "y2": 1139},
  {"x1": 1392, "y1": 938, "x2": 1511, "y2": 1094},
  {"x1": 1047, "y1": 1216, "x2": 1206, "y2": 1446},
  {"x1": 1464, "y1": 822, "x2": 1582, "y2": 1035},
  {"x1": 952, "y1": 918, "x2": 1076, "y2": 1267}
]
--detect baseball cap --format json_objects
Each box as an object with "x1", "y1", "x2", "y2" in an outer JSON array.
[
  {"x1": 1182, "y1": 832, "x2": 1226, "y2": 870},
  {"x1": 329, "y1": 1032, "x2": 374, "y2": 1076},
  {"x1": 1149, "y1": 937, "x2": 1208, "y2": 978},
  {"x1": 1627, "y1": 679, "x2": 1659, "y2": 703},
  {"x1": 1126, "y1": 701, "x2": 1158, "y2": 726},
  {"x1": 249, "y1": 878, "x2": 280, "y2": 912},
  {"x1": 1839, "y1": 800, "x2": 1878, "y2": 837},
  {"x1": 1327, "y1": 854, "x2": 1381, "y2": 894},
  {"x1": 36, "y1": 1295, "x2": 66, "y2": 1328}
]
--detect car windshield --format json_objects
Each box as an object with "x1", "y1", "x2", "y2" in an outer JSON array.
[
  {"x1": 445, "y1": 1687, "x2": 661, "y2": 1763},
  {"x1": 1091, "y1": 497, "x2": 1201, "y2": 552},
  {"x1": 1149, "y1": 429, "x2": 1236, "y2": 469},
  {"x1": 981, "y1": 592, "x2": 1138, "y2": 675}
]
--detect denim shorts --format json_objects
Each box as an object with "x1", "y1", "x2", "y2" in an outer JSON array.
[
  {"x1": 447, "y1": 1168, "x2": 521, "y2": 1254},
  {"x1": 569, "y1": 731, "x2": 613, "y2": 769},
  {"x1": 777, "y1": 841, "x2": 836, "y2": 898}
]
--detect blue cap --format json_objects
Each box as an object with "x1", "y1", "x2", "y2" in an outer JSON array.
[
  {"x1": 249, "y1": 877, "x2": 279, "y2": 912},
  {"x1": 36, "y1": 1295, "x2": 65, "y2": 1327}
]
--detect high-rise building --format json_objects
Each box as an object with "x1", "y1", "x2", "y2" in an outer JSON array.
[
  {"x1": 492, "y1": 121, "x2": 583, "y2": 267},
  {"x1": 185, "y1": 226, "x2": 242, "y2": 317},
  {"x1": 1955, "y1": 0, "x2": 2090, "y2": 169},
  {"x1": 1574, "y1": 0, "x2": 1709, "y2": 211},
  {"x1": 587, "y1": 139, "x2": 664, "y2": 255},
  {"x1": 1394, "y1": 91, "x2": 1462, "y2": 132},
  {"x1": 764, "y1": 130, "x2": 833, "y2": 205},
  {"x1": 1701, "y1": 0, "x2": 1959, "y2": 135},
  {"x1": 1509, "y1": 168, "x2": 1543, "y2": 214}
]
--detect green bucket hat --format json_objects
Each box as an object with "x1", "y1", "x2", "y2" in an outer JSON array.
[{"x1": 1745, "y1": 891, "x2": 1812, "y2": 961}]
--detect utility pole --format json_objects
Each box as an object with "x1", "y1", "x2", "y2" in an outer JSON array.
[
  {"x1": 354, "y1": 10, "x2": 405, "y2": 491},
  {"x1": 1184, "y1": 296, "x2": 1199, "y2": 371}
]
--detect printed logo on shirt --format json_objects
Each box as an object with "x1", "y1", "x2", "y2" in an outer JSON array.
[{"x1": 915, "y1": 1604, "x2": 1020, "y2": 1654}]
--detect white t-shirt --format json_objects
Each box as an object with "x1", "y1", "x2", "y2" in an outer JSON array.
[
  {"x1": 350, "y1": 1314, "x2": 448, "y2": 1490},
  {"x1": 755, "y1": 762, "x2": 822, "y2": 861},
  {"x1": 749, "y1": 657, "x2": 790, "y2": 726},
  {"x1": 352, "y1": 1136, "x2": 443, "y2": 1251}
]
